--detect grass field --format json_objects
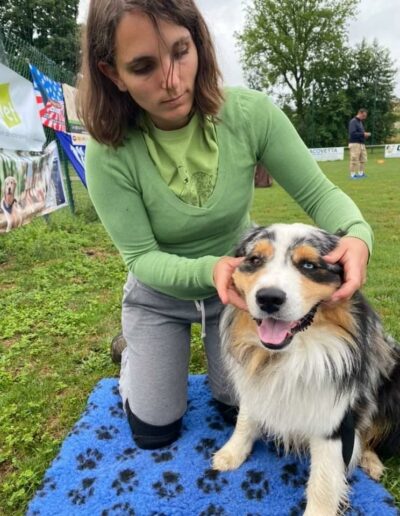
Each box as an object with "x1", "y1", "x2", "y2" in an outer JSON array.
[{"x1": 0, "y1": 149, "x2": 399, "y2": 514}]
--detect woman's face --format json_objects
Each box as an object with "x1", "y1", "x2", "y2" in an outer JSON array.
[{"x1": 102, "y1": 10, "x2": 199, "y2": 130}]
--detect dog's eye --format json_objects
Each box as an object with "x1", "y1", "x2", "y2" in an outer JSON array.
[
  {"x1": 301, "y1": 261, "x2": 316, "y2": 270},
  {"x1": 247, "y1": 255, "x2": 263, "y2": 266}
]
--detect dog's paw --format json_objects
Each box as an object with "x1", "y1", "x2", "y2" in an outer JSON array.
[
  {"x1": 360, "y1": 449, "x2": 385, "y2": 480},
  {"x1": 212, "y1": 447, "x2": 247, "y2": 471}
]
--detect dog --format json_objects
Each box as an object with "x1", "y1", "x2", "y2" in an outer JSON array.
[
  {"x1": 212, "y1": 223, "x2": 400, "y2": 516},
  {"x1": 1, "y1": 176, "x2": 23, "y2": 232}
]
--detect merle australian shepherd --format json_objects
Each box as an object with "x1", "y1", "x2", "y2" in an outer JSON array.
[{"x1": 212, "y1": 223, "x2": 400, "y2": 516}]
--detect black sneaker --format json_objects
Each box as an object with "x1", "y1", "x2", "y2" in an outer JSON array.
[{"x1": 110, "y1": 332, "x2": 127, "y2": 364}]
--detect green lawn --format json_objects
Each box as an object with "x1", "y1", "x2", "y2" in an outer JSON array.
[{"x1": 1, "y1": 149, "x2": 399, "y2": 514}]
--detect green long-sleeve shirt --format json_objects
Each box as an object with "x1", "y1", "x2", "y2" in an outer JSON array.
[{"x1": 85, "y1": 87, "x2": 373, "y2": 300}]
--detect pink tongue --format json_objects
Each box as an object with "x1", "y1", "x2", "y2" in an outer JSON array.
[{"x1": 257, "y1": 319, "x2": 296, "y2": 345}]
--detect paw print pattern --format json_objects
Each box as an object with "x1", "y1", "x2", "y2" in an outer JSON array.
[
  {"x1": 383, "y1": 496, "x2": 397, "y2": 508},
  {"x1": 200, "y1": 504, "x2": 226, "y2": 516},
  {"x1": 37, "y1": 477, "x2": 57, "y2": 498},
  {"x1": 186, "y1": 399, "x2": 195, "y2": 413},
  {"x1": 112, "y1": 385, "x2": 120, "y2": 396},
  {"x1": 70, "y1": 421, "x2": 91, "y2": 436},
  {"x1": 76, "y1": 448, "x2": 103, "y2": 470},
  {"x1": 95, "y1": 425, "x2": 119, "y2": 440},
  {"x1": 116, "y1": 447, "x2": 138, "y2": 462},
  {"x1": 68, "y1": 477, "x2": 96, "y2": 505},
  {"x1": 205, "y1": 415, "x2": 224, "y2": 431},
  {"x1": 152, "y1": 471, "x2": 184, "y2": 499},
  {"x1": 151, "y1": 450, "x2": 174, "y2": 463},
  {"x1": 346, "y1": 508, "x2": 366, "y2": 516},
  {"x1": 289, "y1": 498, "x2": 307, "y2": 516},
  {"x1": 101, "y1": 502, "x2": 135, "y2": 516},
  {"x1": 109, "y1": 401, "x2": 124, "y2": 419},
  {"x1": 280, "y1": 463, "x2": 308, "y2": 488},
  {"x1": 197, "y1": 469, "x2": 229, "y2": 494},
  {"x1": 83, "y1": 402, "x2": 98, "y2": 416},
  {"x1": 111, "y1": 469, "x2": 139, "y2": 496},
  {"x1": 265, "y1": 439, "x2": 285, "y2": 457},
  {"x1": 241, "y1": 470, "x2": 269, "y2": 500},
  {"x1": 195, "y1": 438, "x2": 217, "y2": 460}
]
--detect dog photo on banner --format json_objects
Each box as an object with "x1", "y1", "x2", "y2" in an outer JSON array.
[{"x1": 0, "y1": 142, "x2": 67, "y2": 232}]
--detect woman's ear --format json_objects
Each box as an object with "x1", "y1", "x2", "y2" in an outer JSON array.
[{"x1": 98, "y1": 61, "x2": 128, "y2": 92}]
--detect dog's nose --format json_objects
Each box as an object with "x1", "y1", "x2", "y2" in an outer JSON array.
[{"x1": 256, "y1": 288, "x2": 286, "y2": 314}]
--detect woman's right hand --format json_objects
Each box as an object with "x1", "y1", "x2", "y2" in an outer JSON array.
[{"x1": 213, "y1": 256, "x2": 248, "y2": 311}]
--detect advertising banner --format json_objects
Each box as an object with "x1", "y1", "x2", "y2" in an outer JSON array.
[
  {"x1": 384, "y1": 144, "x2": 400, "y2": 158},
  {"x1": 309, "y1": 147, "x2": 344, "y2": 161},
  {"x1": 56, "y1": 131, "x2": 87, "y2": 187},
  {"x1": 62, "y1": 83, "x2": 88, "y2": 135},
  {"x1": 0, "y1": 141, "x2": 67, "y2": 233},
  {"x1": 0, "y1": 63, "x2": 46, "y2": 152}
]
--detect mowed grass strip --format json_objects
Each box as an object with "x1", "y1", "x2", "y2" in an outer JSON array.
[{"x1": 0, "y1": 149, "x2": 399, "y2": 514}]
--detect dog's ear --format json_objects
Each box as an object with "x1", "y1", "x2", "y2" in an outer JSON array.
[
  {"x1": 325, "y1": 261, "x2": 345, "y2": 283},
  {"x1": 234, "y1": 226, "x2": 266, "y2": 257}
]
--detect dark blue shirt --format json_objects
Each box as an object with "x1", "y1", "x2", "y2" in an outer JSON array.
[{"x1": 348, "y1": 117, "x2": 366, "y2": 143}]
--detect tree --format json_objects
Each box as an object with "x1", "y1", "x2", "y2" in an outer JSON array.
[
  {"x1": 345, "y1": 39, "x2": 397, "y2": 144},
  {"x1": 0, "y1": 0, "x2": 80, "y2": 72},
  {"x1": 237, "y1": 0, "x2": 357, "y2": 140}
]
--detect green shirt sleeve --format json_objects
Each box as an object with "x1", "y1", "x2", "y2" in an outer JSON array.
[
  {"x1": 241, "y1": 91, "x2": 373, "y2": 253},
  {"x1": 85, "y1": 140, "x2": 219, "y2": 299}
]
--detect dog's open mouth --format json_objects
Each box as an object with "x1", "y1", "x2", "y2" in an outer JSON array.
[{"x1": 254, "y1": 305, "x2": 319, "y2": 350}]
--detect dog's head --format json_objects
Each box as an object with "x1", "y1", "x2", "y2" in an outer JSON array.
[
  {"x1": 3, "y1": 176, "x2": 18, "y2": 197},
  {"x1": 233, "y1": 223, "x2": 344, "y2": 351}
]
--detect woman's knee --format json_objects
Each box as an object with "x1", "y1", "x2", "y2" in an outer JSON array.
[{"x1": 125, "y1": 400, "x2": 182, "y2": 449}]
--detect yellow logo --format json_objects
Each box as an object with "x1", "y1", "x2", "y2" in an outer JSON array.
[{"x1": 0, "y1": 83, "x2": 21, "y2": 128}]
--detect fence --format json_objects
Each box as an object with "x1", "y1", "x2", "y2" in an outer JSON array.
[{"x1": 0, "y1": 28, "x2": 77, "y2": 212}]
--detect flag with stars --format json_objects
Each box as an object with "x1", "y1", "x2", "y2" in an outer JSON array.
[{"x1": 29, "y1": 64, "x2": 66, "y2": 132}]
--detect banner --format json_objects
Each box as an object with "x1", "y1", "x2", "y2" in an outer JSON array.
[
  {"x1": 29, "y1": 64, "x2": 66, "y2": 132},
  {"x1": 309, "y1": 147, "x2": 344, "y2": 161},
  {"x1": 62, "y1": 83, "x2": 87, "y2": 135},
  {"x1": 384, "y1": 144, "x2": 400, "y2": 158},
  {"x1": 0, "y1": 63, "x2": 46, "y2": 152},
  {"x1": 56, "y1": 131, "x2": 87, "y2": 187},
  {"x1": 0, "y1": 141, "x2": 67, "y2": 233}
]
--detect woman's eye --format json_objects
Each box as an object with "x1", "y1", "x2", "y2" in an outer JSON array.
[
  {"x1": 174, "y1": 48, "x2": 189, "y2": 60},
  {"x1": 302, "y1": 261, "x2": 316, "y2": 270},
  {"x1": 132, "y1": 65, "x2": 154, "y2": 75}
]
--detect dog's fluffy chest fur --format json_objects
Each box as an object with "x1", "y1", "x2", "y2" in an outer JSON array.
[{"x1": 227, "y1": 326, "x2": 355, "y2": 440}]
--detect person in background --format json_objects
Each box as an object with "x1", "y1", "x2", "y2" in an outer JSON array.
[
  {"x1": 348, "y1": 108, "x2": 371, "y2": 179},
  {"x1": 77, "y1": 0, "x2": 372, "y2": 451}
]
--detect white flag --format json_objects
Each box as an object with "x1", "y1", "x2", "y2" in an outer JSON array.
[{"x1": 0, "y1": 63, "x2": 46, "y2": 152}]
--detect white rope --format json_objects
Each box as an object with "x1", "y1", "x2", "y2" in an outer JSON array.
[{"x1": 194, "y1": 300, "x2": 206, "y2": 339}]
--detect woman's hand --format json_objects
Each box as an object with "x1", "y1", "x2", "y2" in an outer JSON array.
[
  {"x1": 323, "y1": 237, "x2": 369, "y2": 302},
  {"x1": 213, "y1": 256, "x2": 248, "y2": 311}
]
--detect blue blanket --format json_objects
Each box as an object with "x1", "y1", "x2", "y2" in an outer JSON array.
[{"x1": 28, "y1": 376, "x2": 399, "y2": 515}]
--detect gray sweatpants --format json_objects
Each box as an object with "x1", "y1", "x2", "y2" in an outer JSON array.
[{"x1": 119, "y1": 274, "x2": 236, "y2": 426}]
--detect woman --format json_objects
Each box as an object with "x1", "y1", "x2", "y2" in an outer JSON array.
[{"x1": 78, "y1": 0, "x2": 372, "y2": 450}]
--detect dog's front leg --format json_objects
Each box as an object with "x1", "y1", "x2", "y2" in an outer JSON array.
[
  {"x1": 212, "y1": 407, "x2": 260, "y2": 471},
  {"x1": 304, "y1": 436, "x2": 347, "y2": 516}
]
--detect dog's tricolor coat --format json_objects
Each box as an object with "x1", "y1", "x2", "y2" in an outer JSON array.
[{"x1": 212, "y1": 223, "x2": 400, "y2": 516}]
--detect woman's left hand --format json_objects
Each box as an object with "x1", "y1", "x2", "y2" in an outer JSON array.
[{"x1": 323, "y1": 236, "x2": 369, "y2": 302}]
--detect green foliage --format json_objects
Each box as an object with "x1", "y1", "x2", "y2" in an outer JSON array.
[
  {"x1": 0, "y1": 0, "x2": 80, "y2": 72},
  {"x1": 346, "y1": 39, "x2": 397, "y2": 144},
  {"x1": 306, "y1": 39, "x2": 398, "y2": 147},
  {"x1": 237, "y1": 0, "x2": 356, "y2": 139},
  {"x1": 237, "y1": 0, "x2": 398, "y2": 146},
  {"x1": 1, "y1": 156, "x2": 400, "y2": 513}
]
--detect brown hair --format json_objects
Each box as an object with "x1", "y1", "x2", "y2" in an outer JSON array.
[{"x1": 77, "y1": 0, "x2": 224, "y2": 147}]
